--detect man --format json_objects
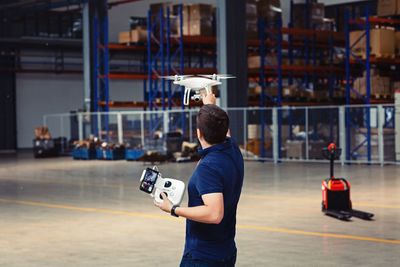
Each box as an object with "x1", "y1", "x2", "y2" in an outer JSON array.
[{"x1": 155, "y1": 92, "x2": 244, "y2": 267}]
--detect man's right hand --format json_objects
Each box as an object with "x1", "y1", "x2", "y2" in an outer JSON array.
[{"x1": 202, "y1": 91, "x2": 217, "y2": 105}]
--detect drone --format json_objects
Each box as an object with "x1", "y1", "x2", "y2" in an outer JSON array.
[{"x1": 160, "y1": 74, "x2": 235, "y2": 105}]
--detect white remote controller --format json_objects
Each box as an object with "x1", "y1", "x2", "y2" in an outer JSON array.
[
  {"x1": 154, "y1": 178, "x2": 185, "y2": 206},
  {"x1": 139, "y1": 168, "x2": 185, "y2": 206}
]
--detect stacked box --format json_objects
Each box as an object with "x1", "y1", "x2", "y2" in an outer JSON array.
[
  {"x1": 257, "y1": 0, "x2": 281, "y2": 20},
  {"x1": 292, "y1": 2, "x2": 325, "y2": 29},
  {"x1": 150, "y1": 2, "x2": 172, "y2": 17},
  {"x1": 247, "y1": 55, "x2": 278, "y2": 68},
  {"x1": 34, "y1": 126, "x2": 52, "y2": 140},
  {"x1": 396, "y1": 91, "x2": 400, "y2": 161},
  {"x1": 377, "y1": 0, "x2": 400, "y2": 16},
  {"x1": 118, "y1": 29, "x2": 147, "y2": 44},
  {"x1": 285, "y1": 140, "x2": 305, "y2": 159},
  {"x1": 246, "y1": 139, "x2": 272, "y2": 156},
  {"x1": 246, "y1": 0, "x2": 258, "y2": 39},
  {"x1": 355, "y1": 128, "x2": 396, "y2": 161},
  {"x1": 180, "y1": 4, "x2": 214, "y2": 36},
  {"x1": 353, "y1": 72, "x2": 391, "y2": 97},
  {"x1": 396, "y1": 32, "x2": 400, "y2": 55},
  {"x1": 349, "y1": 29, "x2": 396, "y2": 58},
  {"x1": 308, "y1": 140, "x2": 327, "y2": 159}
]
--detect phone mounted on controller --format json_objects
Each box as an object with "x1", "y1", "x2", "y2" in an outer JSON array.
[{"x1": 139, "y1": 167, "x2": 185, "y2": 206}]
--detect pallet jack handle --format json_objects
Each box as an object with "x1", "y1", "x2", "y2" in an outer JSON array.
[
  {"x1": 322, "y1": 143, "x2": 342, "y2": 179},
  {"x1": 328, "y1": 143, "x2": 336, "y2": 179}
]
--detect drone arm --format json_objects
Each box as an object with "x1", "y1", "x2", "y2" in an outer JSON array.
[
  {"x1": 205, "y1": 85, "x2": 212, "y2": 95},
  {"x1": 184, "y1": 88, "x2": 191, "y2": 106}
]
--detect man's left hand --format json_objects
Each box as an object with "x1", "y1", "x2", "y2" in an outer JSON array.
[{"x1": 154, "y1": 192, "x2": 173, "y2": 213}]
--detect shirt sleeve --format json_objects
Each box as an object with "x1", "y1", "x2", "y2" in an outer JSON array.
[{"x1": 195, "y1": 162, "x2": 223, "y2": 196}]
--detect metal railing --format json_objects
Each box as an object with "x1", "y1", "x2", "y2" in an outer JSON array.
[{"x1": 43, "y1": 104, "x2": 400, "y2": 165}]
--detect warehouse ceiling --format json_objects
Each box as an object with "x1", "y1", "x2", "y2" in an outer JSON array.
[{"x1": 0, "y1": 0, "x2": 142, "y2": 18}]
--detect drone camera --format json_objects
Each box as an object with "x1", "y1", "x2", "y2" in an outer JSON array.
[{"x1": 191, "y1": 94, "x2": 202, "y2": 102}]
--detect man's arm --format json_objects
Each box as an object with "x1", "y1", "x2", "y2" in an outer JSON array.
[{"x1": 155, "y1": 192, "x2": 224, "y2": 224}]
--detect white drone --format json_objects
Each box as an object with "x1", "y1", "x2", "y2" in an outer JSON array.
[{"x1": 161, "y1": 74, "x2": 235, "y2": 105}]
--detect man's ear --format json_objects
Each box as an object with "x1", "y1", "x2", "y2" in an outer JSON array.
[{"x1": 196, "y1": 128, "x2": 202, "y2": 140}]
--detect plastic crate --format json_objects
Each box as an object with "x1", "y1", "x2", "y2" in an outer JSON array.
[
  {"x1": 72, "y1": 148, "x2": 96, "y2": 160},
  {"x1": 96, "y1": 148, "x2": 125, "y2": 160},
  {"x1": 125, "y1": 149, "x2": 145, "y2": 161}
]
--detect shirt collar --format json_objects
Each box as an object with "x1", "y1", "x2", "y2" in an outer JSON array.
[{"x1": 198, "y1": 137, "x2": 232, "y2": 157}]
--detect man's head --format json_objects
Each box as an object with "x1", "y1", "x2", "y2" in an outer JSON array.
[{"x1": 196, "y1": 104, "x2": 229, "y2": 145}]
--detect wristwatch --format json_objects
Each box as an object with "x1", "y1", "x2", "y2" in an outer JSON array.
[{"x1": 171, "y1": 205, "x2": 179, "y2": 217}]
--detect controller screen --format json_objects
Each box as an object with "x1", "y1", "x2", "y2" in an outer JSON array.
[{"x1": 140, "y1": 168, "x2": 159, "y2": 194}]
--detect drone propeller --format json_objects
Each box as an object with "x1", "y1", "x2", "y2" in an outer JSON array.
[
  {"x1": 159, "y1": 75, "x2": 193, "y2": 81},
  {"x1": 199, "y1": 74, "x2": 236, "y2": 80}
]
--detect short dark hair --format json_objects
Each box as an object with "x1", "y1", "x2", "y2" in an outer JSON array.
[{"x1": 196, "y1": 104, "x2": 229, "y2": 144}]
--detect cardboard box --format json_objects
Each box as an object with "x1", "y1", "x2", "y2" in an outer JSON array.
[
  {"x1": 247, "y1": 55, "x2": 278, "y2": 68},
  {"x1": 396, "y1": 32, "x2": 400, "y2": 54},
  {"x1": 189, "y1": 4, "x2": 214, "y2": 20},
  {"x1": 285, "y1": 140, "x2": 305, "y2": 159},
  {"x1": 118, "y1": 29, "x2": 147, "y2": 44},
  {"x1": 377, "y1": 0, "x2": 398, "y2": 16},
  {"x1": 183, "y1": 19, "x2": 213, "y2": 36},
  {"x1": 308, "y1": 140, "x2": 327, "y2": 159},
  {"x1": 246, "y1": 0, "x2": 258, "y2": 19},
  {"x1": 311, "y1": 3, "x2": 325, "y2": 21},
  {"x1": 34, "y1": 126, "x2": 52, "y2": 140},
  {"x1": 150, "y1": 2, "x2": 172, "y2": 17},
  {"x1": 257, "y1": 0, "x2": 281, "y2": 20},
  {"x1": 248, "y1": 124, "x2": 272, "y2": 139},
  {"x1": 292, "y1": 3, "x2": 324, "y2": 28},
  {"x1": 350, "y1": 29, "x2": 395, "y2": 58},
  {"x1": 246, "y1": 20, "x2": 258, "y2": 39},
  {"x1": 246, "y1": 138, "x2": 272, "y2": 156},
  {"x1": 354, "y1": 75, "x2": 391, "y2": 96},
  {"x1": 355, "y1": 128, "x2": 396, "y2": 161}
]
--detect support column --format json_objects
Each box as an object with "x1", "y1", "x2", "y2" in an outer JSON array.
[
  {"x1": 217, "y1": 0, "x2": 248, "y2": 143},
  {"x1": 83, "y1": 1, "x2": 91, "y2": 112}
]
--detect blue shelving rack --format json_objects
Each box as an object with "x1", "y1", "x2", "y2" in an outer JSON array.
[
  {"x1": 345, "y1": 7, "x2": 373, "y2": 162},
  {"x1": 257, "y1": 14, "x2": 283, "y2": 159},
  {"x1": 92, "y1": 0, "x2": 110, "y2": 140},
  {"x1": 146, "y1": 5, "x2": 184, "y2": 135},
  {"x1": 345, "y1": 7, "x2": 399, "y2": 162}
]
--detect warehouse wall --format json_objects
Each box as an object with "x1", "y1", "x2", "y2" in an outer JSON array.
[{"x1": 16, "y1": 73, "x2": 84, "y2": 148}]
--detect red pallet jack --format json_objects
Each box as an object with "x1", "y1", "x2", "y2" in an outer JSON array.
[{"x1": 321, "y1": 143, "x2": 374, "y2": 221}]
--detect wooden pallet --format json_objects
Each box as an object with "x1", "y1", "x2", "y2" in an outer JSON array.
[
  {"x1": 371, "y1": 94, "x2": 393, "y2": 100},
  {"x1": 361, "y1": 53, "x2": 396, "y2": 60}
]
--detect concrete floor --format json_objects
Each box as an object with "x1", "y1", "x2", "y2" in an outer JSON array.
[{"x1": 0, "y1": 153, "x2": 399, "y2": 267}]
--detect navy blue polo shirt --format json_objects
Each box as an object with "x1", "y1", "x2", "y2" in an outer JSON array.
[{"x1": 183, "y1": 137, "x2": 244, "y2": 260}]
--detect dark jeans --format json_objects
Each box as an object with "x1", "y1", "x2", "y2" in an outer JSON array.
[{"x1": 179, "y1": 252, "x2": 236, "y2": 267}]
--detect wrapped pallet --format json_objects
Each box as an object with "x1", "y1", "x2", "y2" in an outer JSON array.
[{"x1": 350, "y1": 29, "x2": 396, "y2": 58}]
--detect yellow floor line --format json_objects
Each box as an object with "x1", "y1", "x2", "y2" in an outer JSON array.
[
  {"x1": 237, "y1": 225, "x2": 400, "y2": 245},
  {"x1": 1, "y1": 198, "x2": 399, "y2": 245},
  {"x1": 0, "y1": 198, "x2": 175, "y2": 221},
  {"x1": 243, "y1": 194, "x2": 400, "y2": 209}
]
